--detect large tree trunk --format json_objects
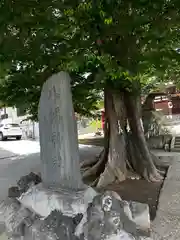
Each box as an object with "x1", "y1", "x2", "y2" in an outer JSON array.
[
  {"x1": 96, "y1": 88, "x2": 127, "y2": 187},
  {"x1": 82, "y1": 88, "x2": 126, "y2": 186},
  {"x1": 125, "y1": 93, "x2": 162, "y2": 181},
  {"x1": 141, "y1": 93, "x2": 155, "y2": 135},
  {"x1": 82, "y1": 89, "x2": 162, "y2": 188}
]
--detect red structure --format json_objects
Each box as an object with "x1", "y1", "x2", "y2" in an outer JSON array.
[
  {"x1": 100, "y1": 85, "x2": 180, "y2": 128},
  {"x1": 153, "y1": 94, "x2": 172, "y2": 115},
  {"x1": 149, "y1": 85, "x2": 180, "y2": 115},
  {"x1": 101, "y1": 109, "x2": 105, "y2": 130}
]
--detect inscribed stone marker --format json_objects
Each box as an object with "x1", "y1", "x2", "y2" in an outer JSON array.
[{"x1": 38, "y1": 72, "x2": 84, "y2": 190}]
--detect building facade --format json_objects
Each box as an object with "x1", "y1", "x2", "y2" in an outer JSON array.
[{"x1": 0, "y1": 107, "x2": 39, "y2": 140}]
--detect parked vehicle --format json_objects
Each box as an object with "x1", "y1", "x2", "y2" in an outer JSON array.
[{"x1": 0, "y1": 123, "x2": 22, "y2": 140}]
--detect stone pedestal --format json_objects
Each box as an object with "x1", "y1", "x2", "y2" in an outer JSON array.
[
  {"x1": 18, "y1": 184, "x2": 97, "y2": 218},
  {"x1": 0, "y1": 182, "x2": 153, "y2": 240}
]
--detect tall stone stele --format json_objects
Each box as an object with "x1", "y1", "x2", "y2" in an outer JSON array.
[{"x1": 38, "y1": 71, "x2": 84, "y2": 190}]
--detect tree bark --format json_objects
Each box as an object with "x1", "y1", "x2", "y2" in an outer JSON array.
[
  {"x1": 82, "y1": 89, "x2": 162, "y2": 188},
  {"x1": 142, "y1": 94, "x2": 156, "y2": 137},
  {"x1": 124, "y1": 93, "x2": 162, "y2": 181},
  {"x1": 96, "y1": 88, "x2": 127, "y2": 188}
]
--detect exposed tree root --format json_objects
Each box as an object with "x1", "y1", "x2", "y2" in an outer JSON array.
[
  {"x1": 90, "y1": 177, "x2": 99, "y2": 187},
  {"x1": 157, "y1": 168, "x2": 166, "y2": 175},
  {"x1": 81, "y1": 133, "x2": 163, "y2": 186},
  {"x1": 96, "y1": 159, "x2": 128, "y2": 188},
  {"x1": 80, "y1": 157, "x2": 99, "y2": 170},
  {"x1": 141, "y1": 166, "x2": 163, "y2": 182},
  {"x1": 82, "y1": 142, "x2": 163, "y2": 186},
  {"x1": 80, "y1": 166, "x2": 90, "y2": 173},
  {"x1": 150, "y1": 152, "x2": 160, "y2": 166},
  {"x1": 130, "y1": 138, "x2": 162, "y2": 181},
  {"x1": 82, "y1": 148, "x2": 107, "y2": 180}
]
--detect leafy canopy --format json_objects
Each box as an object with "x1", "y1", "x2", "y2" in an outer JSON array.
[{"x1": 0, "y1": 0, "x2": 180, "y2": 119}]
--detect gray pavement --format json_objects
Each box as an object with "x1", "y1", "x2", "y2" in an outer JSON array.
[
  {"x1": 152, "y1": 156, "x2": 180, "y2": 239},
  {"x1": 0, "y1": 141, "x2": 101, "y2": 201},
  {"x1": 0, "y1": 149, "x2": 17, "y2": 159}
]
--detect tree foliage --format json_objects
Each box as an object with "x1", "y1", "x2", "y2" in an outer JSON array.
[{"x1": 0, "y1": 0, "x2": 180, "y2": 118}]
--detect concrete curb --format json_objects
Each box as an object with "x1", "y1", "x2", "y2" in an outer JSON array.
[
  {"x1": 152, "y1": 155, "x2": 180, "y2": 239},
  {"x1": 170, "y1": 136, "x2": 176, "y2": 150}
]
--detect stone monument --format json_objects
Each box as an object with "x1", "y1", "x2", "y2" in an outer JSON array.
[
  {"x1": 17, "y1": 72, "x2": 97, "y2": 218},
  {"x1": 0, "y1": 71, "x2": 153, "y2": 240},
  {"x1": 38, "y1": 72, "x2": 84, "y2": 189}
]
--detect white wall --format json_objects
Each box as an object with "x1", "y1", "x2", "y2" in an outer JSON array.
[{"x1": 0, "y1": 107, "x2": 18, "y2": 121}]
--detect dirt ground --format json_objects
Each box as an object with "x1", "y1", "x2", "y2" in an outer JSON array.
[
  {"x1": 80, "y1": 136, "x2": 167, "y2": 221},
  {"x1": 101, "y1": 175, "x2": 166, "y2": 221},
  {"x1": 87, "y1": 166, "x2": 167, "y2": 221}
]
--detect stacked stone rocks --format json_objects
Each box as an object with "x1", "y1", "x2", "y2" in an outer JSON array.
[{"x1": 0, "y1": 172, "x2": 152, "y2": 240}]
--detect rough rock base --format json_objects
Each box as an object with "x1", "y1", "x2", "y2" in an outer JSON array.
[{"x1": 0, "y1": 173, "x2": 153, "y2": 240}]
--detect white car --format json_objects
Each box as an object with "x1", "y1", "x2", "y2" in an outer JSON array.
[{"x1": 0, "y1": 123, "x2": 23, "y2": 140}]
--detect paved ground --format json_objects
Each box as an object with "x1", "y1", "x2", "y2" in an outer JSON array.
[
  {"x1": 0, "y1": 140, "x2": 101, "y2": 201},
  {"x1": 152, "y1": 156, "x2": 180, "y2": 239}
]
